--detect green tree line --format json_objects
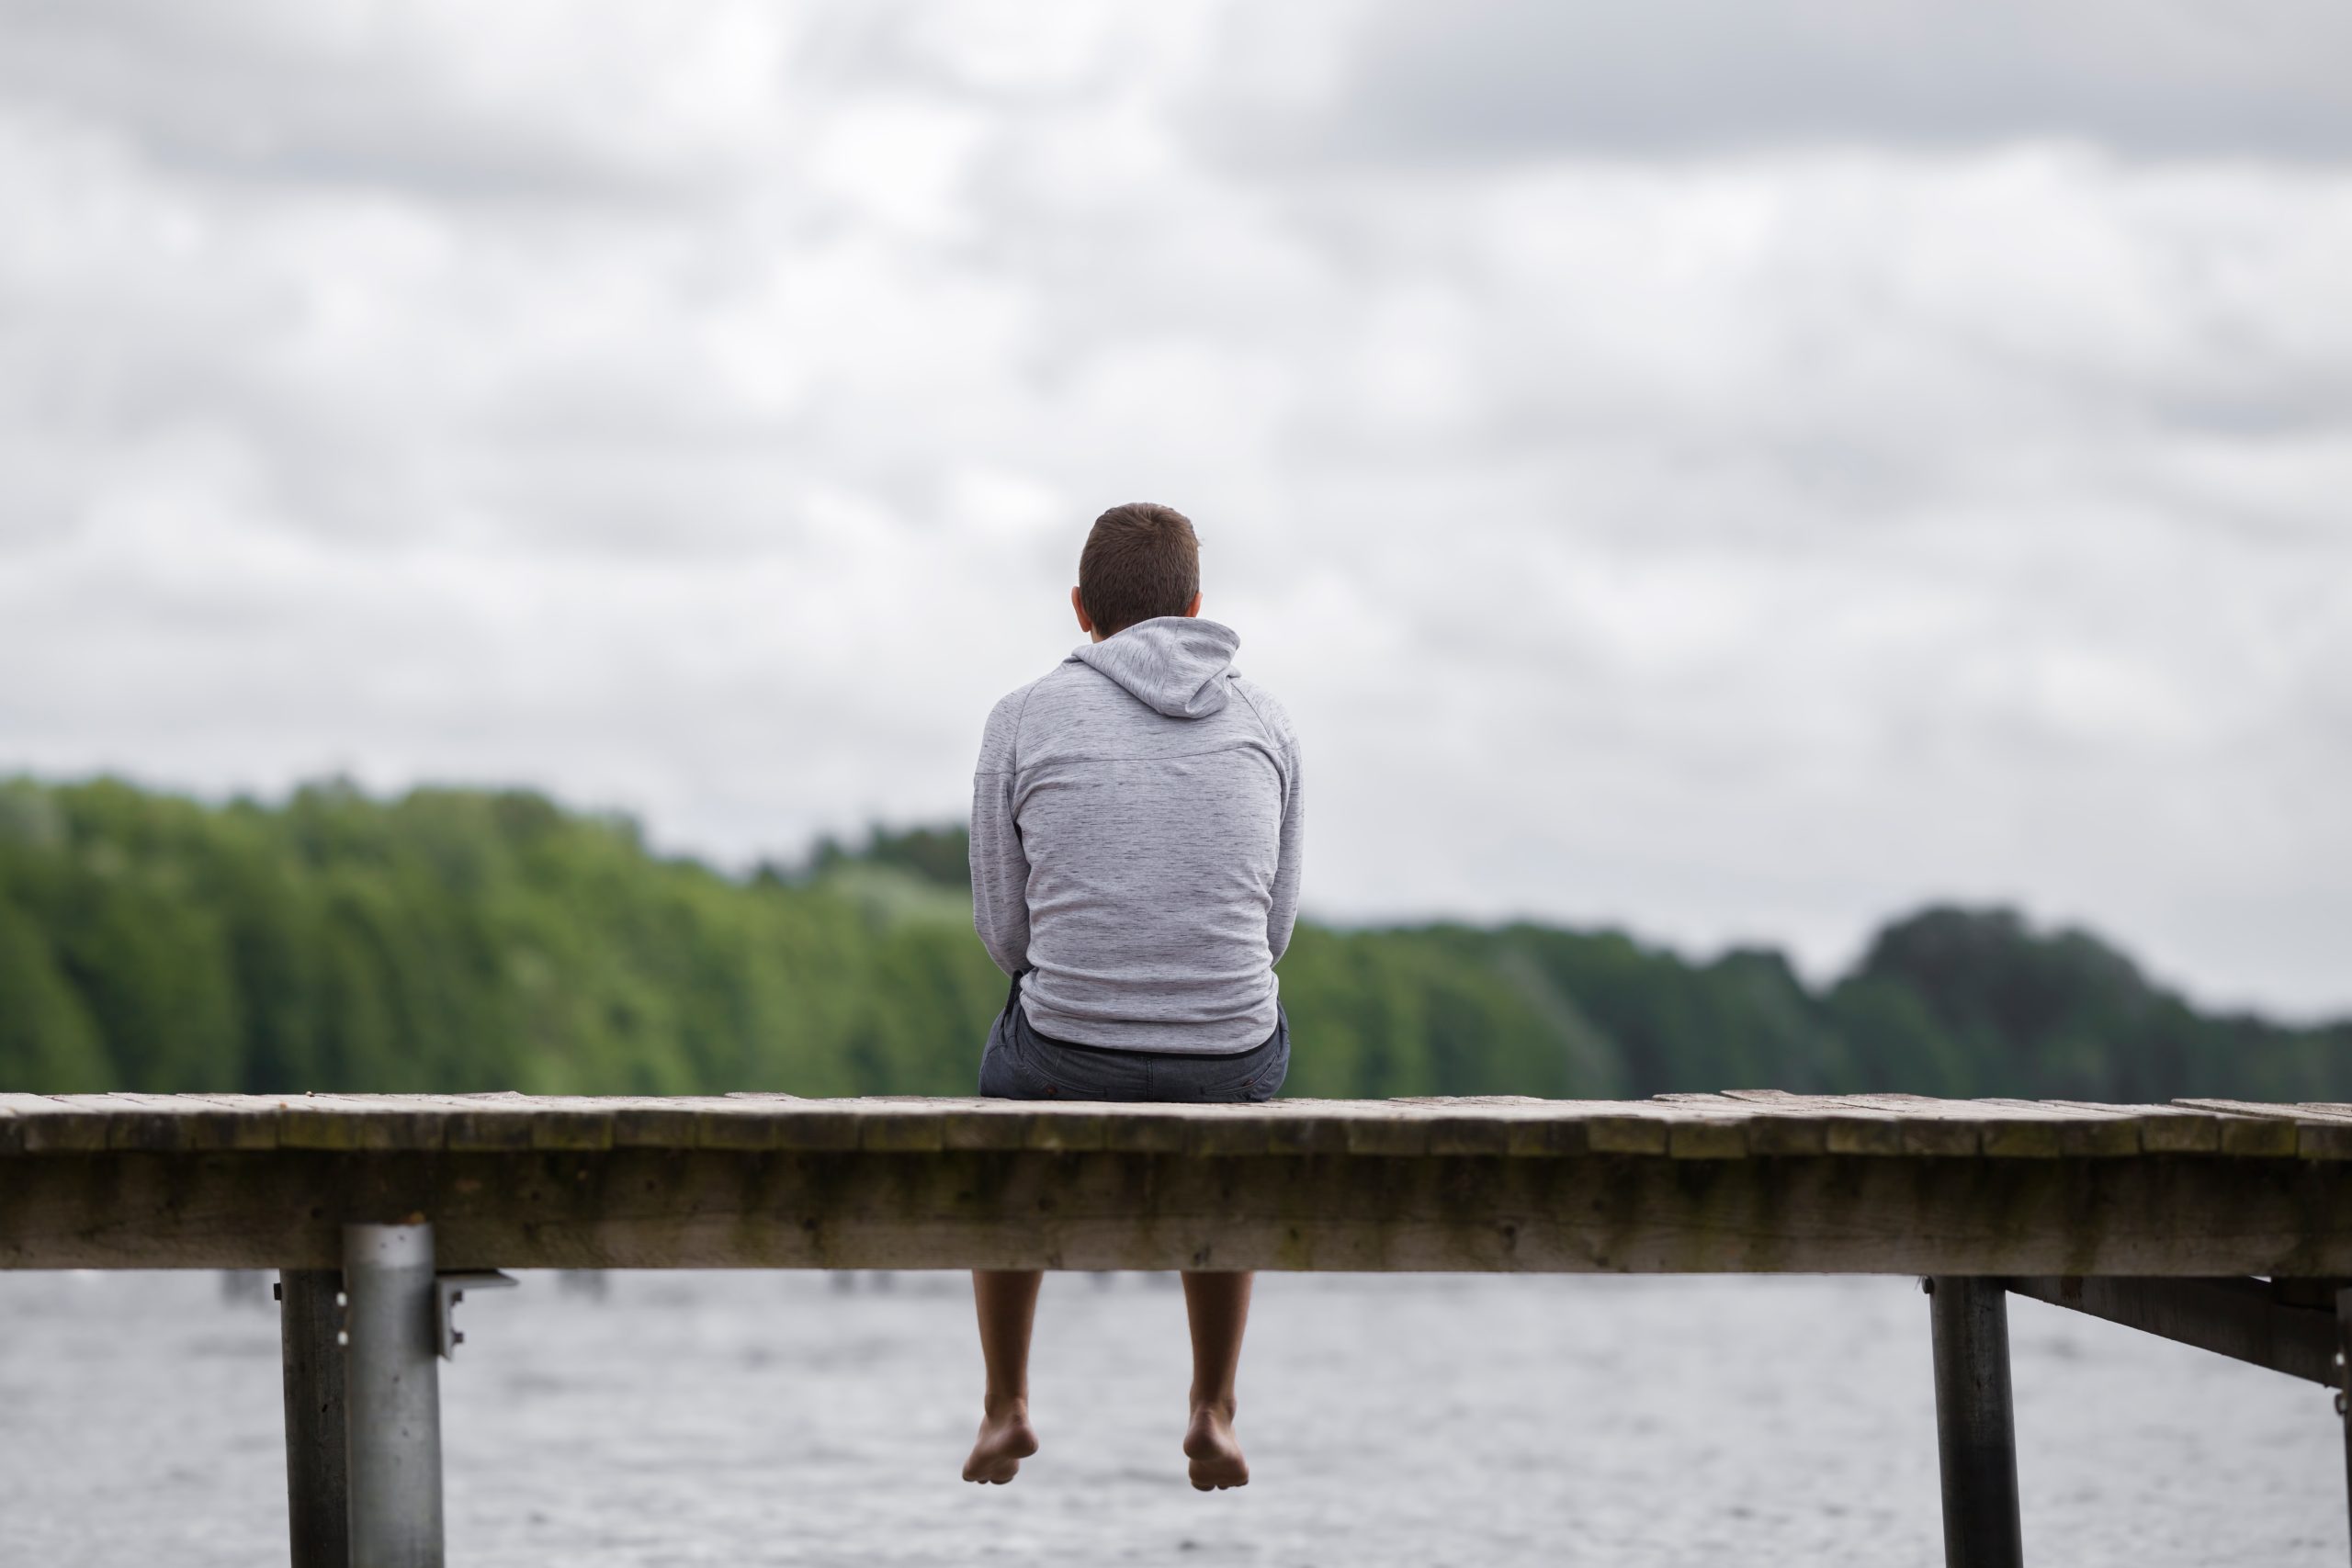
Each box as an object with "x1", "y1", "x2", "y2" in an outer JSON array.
[{"x1": 2, "y1": 776, "x2": 2345, "y2": 1100}]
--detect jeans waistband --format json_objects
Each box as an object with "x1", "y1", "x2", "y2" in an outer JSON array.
[{"x1": 1003, "y1": 971, "x2": 1281, "y2": 1059}]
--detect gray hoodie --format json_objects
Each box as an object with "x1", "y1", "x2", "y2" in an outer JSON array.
[{"x1": 969, "y1": 616, "x2": 1304, "y2": 1054}]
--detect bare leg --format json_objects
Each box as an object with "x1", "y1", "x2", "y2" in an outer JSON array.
[
  {"x1": 964, "y1": 1270, "x2": 1042, "y2": 1483},
  {"x1": 1181, "y1": 1271, "x2": 1253, "y2": 1491}
]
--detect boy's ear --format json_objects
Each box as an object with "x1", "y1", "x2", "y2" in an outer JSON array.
[
  {"x1": 1184, "y1": 591, "x2": 1203, "y2": 618},
  {"x1": 1071, "y1": 586, "x2": 1095, "y2": 636}
]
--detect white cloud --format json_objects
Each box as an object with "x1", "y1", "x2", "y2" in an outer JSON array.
[{"x1": 0, "y1": 1, "x2": 2346, "y2": 1015}]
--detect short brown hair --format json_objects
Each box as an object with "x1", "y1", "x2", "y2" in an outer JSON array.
[{"x1": 1078, "y1": 503, "x2": 1200, "y2": 637}]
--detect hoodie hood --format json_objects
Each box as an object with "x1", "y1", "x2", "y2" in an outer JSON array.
[{"x1": 1071, "y1": 616, "x2": 1240, "y2": 719}]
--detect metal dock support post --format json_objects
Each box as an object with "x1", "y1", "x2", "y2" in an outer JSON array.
[
  {"x1": 278, "y1": 1269, "x2": 351, "y2": 1568},
  {"x1": 344, "y1": 1223, "x2": 444, "y2": 1568},
  {"x1": 2336, "y1": 1288, "x2": 2352, "y2": 1565},
  {"x1": 1928, "y1": 1278, "x2": 2023, "y2": 1568}
]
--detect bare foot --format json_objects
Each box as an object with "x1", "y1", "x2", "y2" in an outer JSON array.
[
  {"x1": 963, "y1": 1401, "x2": 1038, "y2": 1484},
  {"x1": 1183, "y1": 1402, "x2": 1249, "y2": 1491}
]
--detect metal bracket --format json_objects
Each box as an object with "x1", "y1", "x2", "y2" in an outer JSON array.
[{"x1": 435, "y1": 1269, "x2": 518, "y2": 1359}]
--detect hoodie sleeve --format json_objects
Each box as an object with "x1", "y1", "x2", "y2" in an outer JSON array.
[
  {"x1": 1267, "y1": 733, "x2": 1305, "y2": 964},
  {"x1": 969, "y1": 687, "x2": 1033, "y2": 976}
]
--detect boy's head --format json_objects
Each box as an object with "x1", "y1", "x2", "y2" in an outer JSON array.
[{"x1": 1073, "y1": 502, "x2": 1203, "y2": 641}]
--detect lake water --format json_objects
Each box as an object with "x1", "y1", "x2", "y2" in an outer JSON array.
[{"x1": 0, "y1": 1269, "x2": 2342, "y2": 1565}]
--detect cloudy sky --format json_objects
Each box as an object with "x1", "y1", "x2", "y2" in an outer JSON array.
[{"x1": 3, "y1": 1, "x2": 2347, "y2": 1013}]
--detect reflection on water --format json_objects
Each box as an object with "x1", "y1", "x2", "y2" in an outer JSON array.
[{"x1": 0, "y1": 1270, "x2": 2341, "y2": 1566}]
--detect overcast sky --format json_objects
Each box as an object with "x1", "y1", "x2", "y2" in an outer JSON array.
[{"x1": 2, "y1": 1, "x2": 2347, "y2": 1014}]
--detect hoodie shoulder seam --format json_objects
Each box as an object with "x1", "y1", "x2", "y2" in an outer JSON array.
[
  {"x1": 1006, "y1": 673, "x2": 1046, "y2": 769},
  {"x1": 976, "y1": 676, "x2": 1047, "y2": 775},
  {"x1": 1227, "y1": 679, "x2": 1291, "y2": 753}
]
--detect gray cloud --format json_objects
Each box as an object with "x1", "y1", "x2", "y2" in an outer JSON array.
[
  {"x1": 1284, "y1": 0, "x2": 2352, "y2": 161},
  {"x1": 0, "y1": 0, "x2": 671, "y2": 198}
]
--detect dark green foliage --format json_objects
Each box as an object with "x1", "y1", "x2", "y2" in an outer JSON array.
[
  {"x1": 808, "y1": 825, "x2": 973, "y2": 890},
  {"x1": 0, "y1": 778, "x2": 2345, "y2": 1099}
]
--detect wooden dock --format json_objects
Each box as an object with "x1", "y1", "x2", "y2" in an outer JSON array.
[
  {"x1": 7, "y1": 1089, "x2": 2352, "y2": 1566},
  {"x1": 8, "y1": 1089, "x2": 2352, "y2": 1273}
]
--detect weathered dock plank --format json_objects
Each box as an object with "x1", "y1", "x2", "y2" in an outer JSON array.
[
  {"x1": 2175, "y1": 1100, "x2": 2352, "y2": 1159},
  {"x1": 7, "y1": 1092, "x2": 2352, "y2": 1275},
  {"x1": 13, "y1": 1093, "x2": 2332, "y2": 1161}
]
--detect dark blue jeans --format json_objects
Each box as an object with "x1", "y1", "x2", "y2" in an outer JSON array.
[{"x1": 978, "y1": 976, "x2": 1289, "y2": 1103}]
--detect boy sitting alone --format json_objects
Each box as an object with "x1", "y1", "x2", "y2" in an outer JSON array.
[{"x1": 964, "y1": 502, "x2": 1305, "y2": 1491}]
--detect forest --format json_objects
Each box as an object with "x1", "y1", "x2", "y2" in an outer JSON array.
[{"x1": 2, "y1": 775, "x2": 2345, "y2": 1101}]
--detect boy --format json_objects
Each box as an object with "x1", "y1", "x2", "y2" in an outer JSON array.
[{"x1": 964, "y1": 502, "x2": 1305, "y2": 1492}]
